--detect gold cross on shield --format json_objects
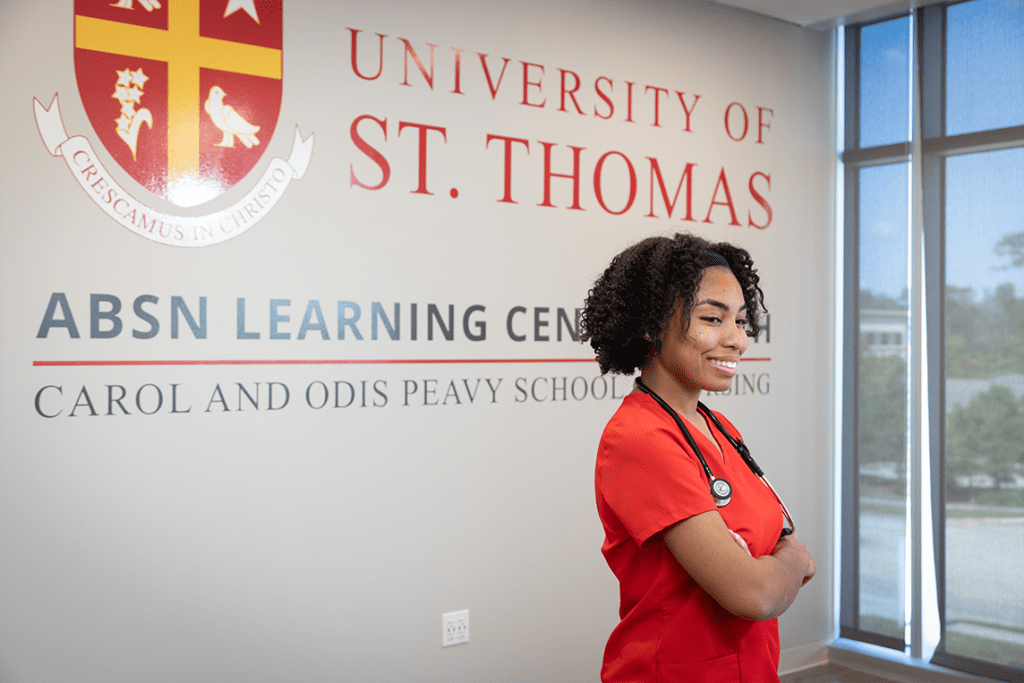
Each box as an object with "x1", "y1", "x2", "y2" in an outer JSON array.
[{"x1": 76, "y1": 3, "x2": 282, "y2": 201}]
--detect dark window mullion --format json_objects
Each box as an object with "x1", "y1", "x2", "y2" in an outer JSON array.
[
  {"x1": 920, "y1": 5, "x2": 945, "y2": 139},
  {"x1": 846, "y1": 24, "x2": 861, "y2": 150},
  {"x1": 840, "y1": 161, "x2": 861, "y2": 635},
  {"x1": 922, "y1": 148, "x2": 947, "y2": 658},
  {"x1": 919, "y1": 7, "x2": 950, "y2": 663},
  {"x1": 922, "y1": 125, "x2": 1024, "y2": 155},
  {"x1": 841, "y1": 22, "x2": 862, "y2": 636},
  {"x1": 842, "y1": 143, "x2": 912, "y2": 166}
]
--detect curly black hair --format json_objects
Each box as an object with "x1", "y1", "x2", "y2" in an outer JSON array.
[{"x1": 580, "y1": 233, "x2": 765, "y2": 375}]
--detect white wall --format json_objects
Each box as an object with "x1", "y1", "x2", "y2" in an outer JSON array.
[{"x1": 0, "y1": 1, "x2": 835, "y2": 681}]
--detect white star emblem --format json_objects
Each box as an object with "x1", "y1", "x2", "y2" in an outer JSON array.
[
  {"x1": 130, "y1": 68, "x2": 149, "y2": 89},
  {"x1": 223, "y1": 0, "x2": 260, "y2": 24}
]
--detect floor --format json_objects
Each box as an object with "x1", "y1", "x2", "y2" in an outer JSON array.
[{"x1": 781, "y1": 664, "x2": 901, "y2": 683}]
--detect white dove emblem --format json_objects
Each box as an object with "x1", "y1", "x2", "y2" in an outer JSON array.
[
  {"x1": 204, "y1": 86, "x2": 260, "y2": 149},
  {"x1": 109, "y1": 0, "x2": 162, "y2": 10}
]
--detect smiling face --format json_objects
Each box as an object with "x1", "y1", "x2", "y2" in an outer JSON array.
[{"x1": 641, "y1": 266, "x2": 750, "y2": 411}]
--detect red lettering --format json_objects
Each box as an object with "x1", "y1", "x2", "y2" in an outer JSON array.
[
  {"x1": 676, "y1": 92, "x2": 701, "y2": 132},
  {"x1": 397, "y1": 121, "x2": 447, "y2": 195},
  {"x1": 350, "y1": 115, "x2": 390, "y2": 191},
  {"x1": 646, "y1": 158, "x2": 696, "y2": 221},
  {"x1": 704, "y1": 167, "x2": 741, "y2": 226},
  {"x1": 348, "y1": 28, "x2": 386, "y2": 81},
  {"x1": 757, "y1": 107, "x2": 773, "y2": 144},
  {"x1": 594, "y1": 76, "x2": 614, "y2": 120},
  {"x1": 477, "y1": 53, "x2": 511, "y2": 100},
  {"x1": 399, "y1": 38, "x2": 437, "y2": 88},
  {"x1": 645, "y1": 86, "x2": 668, "y2": 127},
  {"x1": 485, "y1": 134, "x2": 530, "y2": 204},
  {"x1": 593, "y1": 151, "x2": 637, "y2": 215},
  {"x1": 724, "y1": 102, "x2": 749, "y2": 141},
  {"x1": 538, "y1": 142, "x2": 584, "y2": 210},
  {"x1": 624, "y1": 81, "x2": 636, "y2": 123},
  {"x1": 79, "y1": 164, "x2": 98, "y2": 183},
  {"x1": 559, "y1": 69, "x2": 584, "y2": 114},
  {"x1": 521, "y1": 62, "x2": 546, "y2": 108},
  {"x1": 451, "y1": 47, "x2": 465, "y2": 94},
  {"x1": 748, "y1": 172, "x2": 772, "y2": 229}
]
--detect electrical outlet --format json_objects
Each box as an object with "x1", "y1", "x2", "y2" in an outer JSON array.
[{"x1": 442, "y1": 609, "x2": 469, "y2": 647}]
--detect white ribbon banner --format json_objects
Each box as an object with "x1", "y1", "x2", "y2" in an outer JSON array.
[{"x1": 34, "y1": 93, "x2": 314, "y2": 248}]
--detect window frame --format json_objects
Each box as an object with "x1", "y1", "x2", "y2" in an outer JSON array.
[
  {"x1": 840, "y1": 3, "x2": 1024, "y2": 680},
  {"x1": 840, "y1": 13, "x2": 915, "y2": 654}
]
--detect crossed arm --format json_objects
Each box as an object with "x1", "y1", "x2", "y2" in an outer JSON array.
[{"x1": 663, "y1": 510, "x2": 817, "y2": 621}]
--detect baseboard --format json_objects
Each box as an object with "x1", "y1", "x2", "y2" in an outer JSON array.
[{"x1": 779, "y1": 639, "x2": 831, "y2": 676}]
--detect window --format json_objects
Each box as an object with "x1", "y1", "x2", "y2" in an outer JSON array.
[{"x1": 840, "y1": 2, "x2": 1024, "y2": 681}]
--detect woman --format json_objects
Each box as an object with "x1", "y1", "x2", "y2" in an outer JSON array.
[{"x1": 581, "y1": 233, "x2": 816, "y2": 683}]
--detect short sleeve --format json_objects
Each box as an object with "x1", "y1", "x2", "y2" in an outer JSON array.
[{"x1": 596, "y1": 394, "x2": 718, "y2": 547}]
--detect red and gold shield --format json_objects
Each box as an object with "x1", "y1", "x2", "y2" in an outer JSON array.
[{"x1": 74, "y1": 0, "x2": 283, "y2": 207}]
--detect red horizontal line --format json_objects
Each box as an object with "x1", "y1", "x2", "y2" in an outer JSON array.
[
  {"x1": 34, "y1": 358, "x2": 598, "y2": 367},
  {"x1": 33, "y1": 357, "x2": 772, "y2": 367}
]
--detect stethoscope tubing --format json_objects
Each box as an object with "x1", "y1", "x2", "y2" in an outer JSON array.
[
  {"x1": 633, "y1": 378, "x2": 795, "y2": 536},
  {"x1": 760, "y1": 475, "x2": 796, "y2": 536}
]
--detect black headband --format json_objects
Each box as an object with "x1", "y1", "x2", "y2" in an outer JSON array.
[{"x1": 700, "y1": 250, "x2": 730, "y2": 269}]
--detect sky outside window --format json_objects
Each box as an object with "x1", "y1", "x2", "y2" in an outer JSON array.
[
  {"x1": 859, "y1": 16, "x2": 911, "y2": 148},
  {"x1": 946, "y1": 0, "x2": 1024, "y2": 135}
]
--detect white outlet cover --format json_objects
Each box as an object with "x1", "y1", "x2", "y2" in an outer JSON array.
[{"x1": 442, "y1": 609, "x2": 470, "y2": 647}]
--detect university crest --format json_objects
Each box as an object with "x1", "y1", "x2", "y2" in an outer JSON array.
[{"x1": 34, "y1": 0, "x2": 313, "y2": 247}]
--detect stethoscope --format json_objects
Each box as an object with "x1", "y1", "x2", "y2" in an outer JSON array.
[{"x1": 634, "y1": 378, "x2": 795, "y2": 537}]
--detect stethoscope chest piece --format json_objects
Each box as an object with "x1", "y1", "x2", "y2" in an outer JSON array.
[{"x1": 710, "y1": 477, "x2": 732, "y2": 507}]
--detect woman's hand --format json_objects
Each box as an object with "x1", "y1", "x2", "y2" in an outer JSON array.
[
  {"x1": 730, "y1": 529, "x2": 751, "y2": 556},
  {"x1": 772, "y1": 532, "x2": 816, "y2": 586}
]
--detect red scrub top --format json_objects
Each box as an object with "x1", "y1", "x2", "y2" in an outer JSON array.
[{"x1": 595, "y1": 393, "x2": 785, "y2": 683}]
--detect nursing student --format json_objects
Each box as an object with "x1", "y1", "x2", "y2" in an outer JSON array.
[{"x1": 581, "y1": 233, "x2": 816, "y2": 683}]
